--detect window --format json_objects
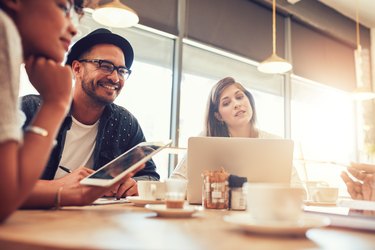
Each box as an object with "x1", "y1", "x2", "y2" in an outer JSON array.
[
  {"x1": 291, "y1": 76, "x2": 355, "y2": 196},
  {"x1": 179, "y1": 42, "x2": 285, "y2": 148}
]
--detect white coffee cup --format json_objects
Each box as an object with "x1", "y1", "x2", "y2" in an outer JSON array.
[
  {"x1": 165, "y1": 179, "x2": 188, "y2": 209},
  {"x1": 310, "y1": 187, "x2": 339, "y2": 203},
  {"x1": 304, "y1": 181, "x2": 329, "y2": 201},
  {"x1": 137, "y1": 181, "x2": 166, "y2": 200},
  {"x1": 245, "y1": 183, "x2": 304, "y2": 222}
]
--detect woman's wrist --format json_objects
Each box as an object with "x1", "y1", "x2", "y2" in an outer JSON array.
[
  {"x1": 41, "y1": 99, "x2": 71, "y2": 116},
  {"x1": 54, "y1": 186, "x2": 64, "y2": 209}
]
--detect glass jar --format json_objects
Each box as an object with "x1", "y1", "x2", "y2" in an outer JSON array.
[{"x1": 202, "y1": 169, "x2": 229, "y2": 209}]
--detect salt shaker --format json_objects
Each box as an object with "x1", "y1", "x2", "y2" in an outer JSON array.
[{"x1": 228, "y1": 175, "x2": 247, "y2": 211}]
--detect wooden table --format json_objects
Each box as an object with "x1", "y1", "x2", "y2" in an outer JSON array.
[{"x1": 0, "y1": 203, "x2": 374, "y2": 250}]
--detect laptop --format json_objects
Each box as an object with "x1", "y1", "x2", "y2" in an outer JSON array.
[{"x1": 187, "y1": 137, "x2": 294, "y2": 204}]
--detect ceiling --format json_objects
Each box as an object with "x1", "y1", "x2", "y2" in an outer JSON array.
[{"x1": 318, "y1": 0, "x2": 375, "y2": 28}]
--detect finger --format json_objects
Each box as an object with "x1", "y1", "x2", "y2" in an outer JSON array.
[
  {"x1": 351, "y1": 163, "x2": 375, "y2": 173},
  {"x1": 75, "y1": 166, "x2": 94, "y2": 176},
  {"x1": 78, "y1": 171, "x2": 92, "y2": 179},
  {"x1": 124, "y1": 184, "x2": 138, "y2": 197},
  {"x1": 63, "y1": 64, "x2": 73, "y2": 73},
  {"x1": 346, "y1": 182, "x2": 363, "y2": 200},
  {"x1": 340, "y1": 171, "x2": 352, "y2": 183},
  {"x1": 125, "y1": 179, "x2": 138, "y2": 196},
  {"x1": 123, "y1": 172, "x2": 135, "y2": 180},
  {"x1": 102, "y1": 191, "x2": 113, "y2": 197},
  {"x1": 362, "y1": 182, "x2": 372, "y2": 200},
  {"x1": 102, "y1": 182, "x2": 120, "y2": 198},
  {"x1": 348, "y1": 167, "x2": 367, "y2": 181},
  {"x1": 363, "y1": 174, "x2": 375, "y2": 201},
  {"x1": 76, "y1": 166, "x2": 94, "y2": 172},
  {"x1": 341, "y1": 172, "x2": 361, "y2": 199},
  {"x1": 115, "y1": 182, "x2": 132, "y2": 199},
  {"x1": 24, "y1": 56, "x2": 45, "y2": 77},
  {"x1": 116, "y1": 179, "x2": 136, "y2": 199},
  {"x1": 345, "y1": 181, "x2": 356, "y2": 198},
  {"x1": 24, "y1": 56, "x2": 36, "y2": 72},
  {"x1": 364, "y1": 174, "x2": 375, "y2": 183},
  {"x1": 81, "y1": 168, "x2": 94, "y2": 175},
  {"x1": 353, "y1": 182, "x2": 363, "y2": 193}
]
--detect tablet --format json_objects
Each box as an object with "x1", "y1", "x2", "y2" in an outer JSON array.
[
  {"x1": 304, "y1": 200, "x2": 375, "y2": 231},
  {"x1": 80, "y1": 140, "x2": 172, "y2": 187}
]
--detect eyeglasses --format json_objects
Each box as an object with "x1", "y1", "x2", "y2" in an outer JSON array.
[{"x1": 78, "y1": 59, "x2": 132, "y2": 80}]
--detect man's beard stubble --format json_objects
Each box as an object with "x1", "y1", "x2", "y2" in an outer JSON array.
[{"x1": 81, "y1": 79, "x2": 116, "y2": 107}]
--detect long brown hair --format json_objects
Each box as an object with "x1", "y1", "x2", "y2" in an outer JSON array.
[{"x1": 205, "y1": 77, "x2": 258, "y2": 137}]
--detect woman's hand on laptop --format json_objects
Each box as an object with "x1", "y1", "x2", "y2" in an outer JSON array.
[{"x1": 341, "y1": 163, "x2": 375, "y2": 201}]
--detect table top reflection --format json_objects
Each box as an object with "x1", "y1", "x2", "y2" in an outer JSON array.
[{"x1": 0, "y1": 203, "x2": 374, "y2": 250}]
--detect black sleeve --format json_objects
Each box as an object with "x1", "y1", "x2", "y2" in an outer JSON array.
[{"x1": 20, "y1": 94, "x2": 42, "y2": 130}]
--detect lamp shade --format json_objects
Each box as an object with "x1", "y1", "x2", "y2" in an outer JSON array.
[
  {"x1": 257, "y1": 53, "x2": 293, "y2": 74},
  {"x1": 257, "y1": 0, "x2": 293, "y2": 74},
  {"x1": 92, "y1": 0, "x2": 139, "y2": 28},
  {"x1": 351, "y1": 1, "x2": 374, "y2": 100}
]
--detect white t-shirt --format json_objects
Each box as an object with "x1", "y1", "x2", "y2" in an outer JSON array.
[
  {"x1": 0, "y1": 10, "x2": 23, "y2": 143},
  {"x1": 54, "y1": 117, "x2": 99, "y2": 179}
]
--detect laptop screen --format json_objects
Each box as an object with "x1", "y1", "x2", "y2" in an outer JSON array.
[{"x1": 187, "y1": 137, "x2": 294, "y2": 204}]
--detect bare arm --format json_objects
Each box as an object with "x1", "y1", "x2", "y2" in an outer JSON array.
[
  {"x1": 21, "y1": 180, "x2": 61, "y2": 209},
  {"x1": 22, "y1": 165, "x2": 143, "y2": 208},
  {"x1": 0, "y1": 57, "x2": 72, "y2": 222}
]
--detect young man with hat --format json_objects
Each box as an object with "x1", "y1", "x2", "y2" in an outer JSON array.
[{"x1": 20, "y1": 28, "x2": 160, "y2": 208}]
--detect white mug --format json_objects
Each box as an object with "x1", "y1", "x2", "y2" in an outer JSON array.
[
  {"x1": 304, "y1": 181, "x2": 329, "y2": 201},
  {"x1": 137, "y1": 181, "x2": 166, "y2": 200},
  {"x1": 246, "y1": 183, "x2": 304, "y2": 222},
  {"x1": 310, "y1": 187, "x2": 339, "y2": 203}
]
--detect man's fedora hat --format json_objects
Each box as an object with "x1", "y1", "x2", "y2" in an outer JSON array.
[{"x1": 66, "y1": 28, "x2": 134, "y2": 68}]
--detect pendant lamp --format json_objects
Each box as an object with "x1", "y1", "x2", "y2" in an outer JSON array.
[
  {"x1": 92, "y1": 0, "x2": 139, "y2": 28},
  {"x1": 258, "y1": 0, "x2": 292, "y2": 74},
  {"x1": 352, "y1": 0, "x2": 375, "y2": 100}
]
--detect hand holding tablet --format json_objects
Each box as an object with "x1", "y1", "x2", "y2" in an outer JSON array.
[{"x1": 80, "y1": 141, "x2": 172, "y2": 187}]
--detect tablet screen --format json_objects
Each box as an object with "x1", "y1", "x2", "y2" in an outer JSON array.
[
  {"x1": 88, "y1": 144, "x2": 162, "y2": 180},
  {"x1": 304, "y1": 201, "x2": 375, "y2": 231}
]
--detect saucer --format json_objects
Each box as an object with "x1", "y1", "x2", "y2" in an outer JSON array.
[
  {"x1": 126, "y1": 196, "x2": 165, "y2": 207},
  {"x1": 223, "y1": 214, "x2": 330, "y2": 236},
  {"x1": 145, "y1": 204, "x2": 199, "y2": 218}
]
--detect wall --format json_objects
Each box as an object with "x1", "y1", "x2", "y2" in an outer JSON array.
[{"x1": 117, "y1": 0, "x2": 371, "y2": 91}]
